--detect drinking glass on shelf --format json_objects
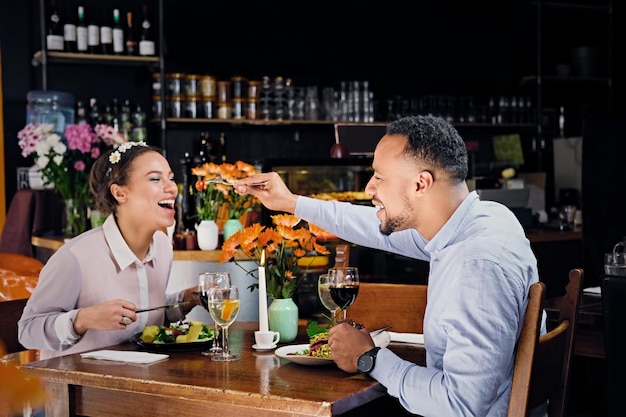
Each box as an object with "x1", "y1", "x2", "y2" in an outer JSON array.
[
  {"x1": 318, "y1": 273, "x2": 340, "y2": 320},
  {"x1": 207, "y1": 285, "x2": 241, "y2": 362},
  {"x1": 328, "y1": 266, "x2": 360, "y2": 321},
  {"x1": 198, "y1": 272, "x2": 231, "y2": 356}
]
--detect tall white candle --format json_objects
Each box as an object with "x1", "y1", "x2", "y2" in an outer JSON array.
[{"x1": 258, "y1": 250, "x2": 269, "y2": 332}]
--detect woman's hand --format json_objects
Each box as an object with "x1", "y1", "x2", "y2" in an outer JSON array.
[{"x1": 73, "y1": 299, "x2": 137, "y2": 334}]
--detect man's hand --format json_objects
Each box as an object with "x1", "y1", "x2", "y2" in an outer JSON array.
[
  {"x1": 234, "y1": 172, "x2": 298, "y2": 214},
  {"x1": 328, "y1": 322, "x2": 375, "y2": 372}
]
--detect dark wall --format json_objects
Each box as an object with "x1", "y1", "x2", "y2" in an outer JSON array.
[{"x1": 2, "y1": 0, "x2": 625, "y2": 229}]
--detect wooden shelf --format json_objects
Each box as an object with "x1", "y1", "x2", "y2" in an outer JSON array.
[
  {"x1": 31, "y1": 235, "x2": 252, "y2": 262},
  {"x1": 32, "y1": 51, "x2": 159, "y2": 67}
]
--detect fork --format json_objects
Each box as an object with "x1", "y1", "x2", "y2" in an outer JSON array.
[
  {"x1": 370, "y1": 325, "x2": 393, "y2": 337},
  {"x1": 205, "y1": 178, "x2": 269, "y2": 187}
]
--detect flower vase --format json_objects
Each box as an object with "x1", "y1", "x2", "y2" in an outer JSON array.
[
  {"x1": 195, "y1": 220, "x2": 219, "y2": 250},
  {"x1": 268, "y1": 298, "x2": 299, "y2": 343},
  {"x1": 223, "y1": 218, "x2": 244, "y2": 241},
  {"x1": 63, "y1": 198, "x2": 88, "y2": 237}
]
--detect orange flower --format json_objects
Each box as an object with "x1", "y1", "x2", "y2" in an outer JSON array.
[{"x1": 219, "y1": 214, "x2": 330, "y2": 299}]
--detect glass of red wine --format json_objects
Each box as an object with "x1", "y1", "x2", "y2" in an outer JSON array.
[
  {"x1": 198, "y1": 271, "x2": 231, "y2": 356},
  {"x1": 328, "y1": 266, "x2": 359, "y2": 321}
]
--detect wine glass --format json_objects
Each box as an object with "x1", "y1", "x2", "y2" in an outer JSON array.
[
  {"x1": 317, "y1": 273, "x2": 340, "y2": 321},
  {"x1": 207, "y1": 285, "x2": 241, "y2": 362},
  {"x1": 328, "y1": 267, "x2": 359, "y2": 321},
  {"x1": 198, "y1": 272, "x2": 231, "y2": 356}
]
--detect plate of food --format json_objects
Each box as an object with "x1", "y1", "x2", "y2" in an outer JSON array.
[
  {"x1": 131, "y1": 320, "x2": 214, "y2": 352},
  {"x1": 275, "y1": 344, "x2": 334, "y2": 366}
]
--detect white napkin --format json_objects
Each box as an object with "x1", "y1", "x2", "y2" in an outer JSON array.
[
  {"x1": 80, "y1": 350, "x2": 169, "y2": 364},
  {"x1": 372, "y1": 331, "x2": 391, "y2": 348},
  {"x1": 388, "y1": 332, "x2": 424, "y2": 345},
  {"x1": 583, "y1": 286, "x2": 601, "y2": 295}
]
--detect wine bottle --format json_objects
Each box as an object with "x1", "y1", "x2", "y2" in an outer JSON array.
[
  {"x1": 62, "y1": 5, "x2": 77, "y2": 52},
  {"x1": 125, "y1": 12, "x2": 137, "y2": 56},
  {"x1": 131, "y1": 103, "x2": 147, "y2": 142},
  {"x1": 138, "y1": 3, "x2": 155, "y2": 56},
  {"x1": 46, "y1": 0, "x2": 64, "y2": 51},
  {"x1": 86, "y1": 6, "x2": 99, "y2": 54},
  {"x1": 112, "y1": 9, "x2": 124, "y2": 55},
  {"x1": 76, "y1": 6, "x2": 88, "y2": 53},
  {"x1": 88, "y1": 98, "x2": 100, "y2": 126},
  {"x1": 76, "y1": 100, "x2": 88, "y2": 124},
  {"x1": 99, "y1": 8, "x2": 112, "y2": 55},
  {"x1": 120, "y1": 99, "x2": 133, "y2": 141}
]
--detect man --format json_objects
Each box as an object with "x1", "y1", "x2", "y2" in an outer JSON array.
[{"x1": 236, "y1": 115, "x2": 541, "y2": 417}]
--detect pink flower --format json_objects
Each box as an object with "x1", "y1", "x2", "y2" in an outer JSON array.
[{"x1": 74, "y1": 160, "x2": 86, "y2": 172}]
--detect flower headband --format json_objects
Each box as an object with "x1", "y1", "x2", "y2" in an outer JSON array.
[{"x1": 108, "y1": 141, "x2": 149, "y2": 165}]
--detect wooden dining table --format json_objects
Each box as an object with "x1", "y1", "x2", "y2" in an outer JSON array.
[{"x1": 22, "y1": 322, "x2": 425, "y2": 417}]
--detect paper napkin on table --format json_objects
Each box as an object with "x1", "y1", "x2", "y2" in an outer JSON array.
[
  {"x1": 388, "y1": 332, "x2": 424, "y2": 345},
  {"x1": 80, "y1": 350, "x2": 169, "y2": 364},
  {"x1": 583, "y1": 286, "x2": 601, "y2": 295}
]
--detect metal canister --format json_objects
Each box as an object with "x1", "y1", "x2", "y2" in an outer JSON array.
[
  {"x1": 217, "y1": 81, "x2": 231, "y2": 103},
  {"x1": 199, "y1": 98, "x2": 215, "y2": 119},
  {"x1": 200, "y1": 75, "x2": 216, "y2": 98},
  {"x1": 152, "y1": 95, "x2": 163, "y2": 118},
  {"x1": 166, "y1": 73, "x2": 185, "y2": 96},
  {"x1": 185, "y1": 74, "x2": 201, "y2": 97},
  {"x1": 232, "y1": 98, "x2": 245, "y2": 119},
  {"x1": 168, "y1": 94, "x2": 185, "y2": 118},
  {"x1": 185, "y1": 96, "x2": 198, "y2": 118},
  {"x1": 246, "y1": 98, "x2": 259, "y2": 120},
  {"x1": 231, "y1": 76, "x2": 247, "y2": 99}
]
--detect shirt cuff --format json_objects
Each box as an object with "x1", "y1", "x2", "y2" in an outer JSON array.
[{"x1": 54, "y1": 310, "x2": 81, "y2": 346}]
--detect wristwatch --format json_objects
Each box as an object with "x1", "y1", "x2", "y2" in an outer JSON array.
[{"x1": 357, "y1": 347, "x2": 381, "y2": 375}]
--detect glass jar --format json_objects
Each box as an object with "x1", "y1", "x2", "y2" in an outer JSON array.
[
  {"x1": 185, "y1": 96, "x2": 198, "y2": 118},
  {"x1": 217, "y1": 102, "x2": 232, "y2": 119},
  {"x1": 167, "y1": 73, "x2": 185, "y2": 96},
  {"x1": 231, "y1": 76, "x2": 247, "y2": 99},
  {"x1": 200, "y1": 75, "x2": 216, "y2": 98},
  {"x1": 152, "y1": 95, "x2": 163, "y2": 118},
  {"x1": 185, "y1": 74, "x2": 201, "y2": 97},
  {"x1": 200, "y1": 98, "x2": 215, "y2": 119},
  {"x1": 26, "y1": 90, "x2": 75, "y2": 135},
  {"x1": 168, "y1": 94, "x2": 185, "y2": 118},
  {"x1": 232, "y1": 98, "x2": 245, "y2": 119},
  {"x1": 217, "y1": 81, "x2": 231, "y2": 103}
]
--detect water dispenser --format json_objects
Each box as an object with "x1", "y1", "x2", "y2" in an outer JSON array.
[{"x1": 26, "y1": 90, "x2": 75, "y2": 135}]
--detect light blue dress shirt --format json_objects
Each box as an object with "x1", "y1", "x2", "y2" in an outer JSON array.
[{"x1": 296, "y1": 191, "x2": 543, "y2": 417}]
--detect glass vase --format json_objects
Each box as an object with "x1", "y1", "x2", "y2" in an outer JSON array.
[
  {"x1": 63, "y1": 198, "x2": 88, "y2": 238},
  {"x1": 268, "y1": 298, "x2": 299, "y2": 343}
]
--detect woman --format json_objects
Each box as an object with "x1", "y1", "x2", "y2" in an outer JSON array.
[{"x1": 18, "y1": 142, "x2": 199, "y2": 359}]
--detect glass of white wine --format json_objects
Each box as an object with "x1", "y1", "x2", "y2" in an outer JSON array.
[
  {"x1": 318, "y1": 273, "x2": 340, "y2": 320},
  {"x1": 328, "y1": 267, "x2": 360, "y2": 321},
  {"x1": 207, "y1": 285, "x2": 241, "y2": 362},
  {"x1": 198, "y1": 272, "x2": 231, "y2": 356}
]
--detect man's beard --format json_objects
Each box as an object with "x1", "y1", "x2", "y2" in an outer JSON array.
[{"x1": 379, "y1": 200, "x2": 413, "y2": 236}]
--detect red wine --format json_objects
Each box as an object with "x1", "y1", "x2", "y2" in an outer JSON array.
[
  {"x1": 329, "y1": 285, "x2": 359, "y2": 309},
  {"x1": 199, "y1": 292, "x2": 209, "y2": 310}
]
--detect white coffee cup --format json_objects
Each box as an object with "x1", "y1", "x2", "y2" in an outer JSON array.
[{"x1": 255, "y1": 330, "x2": 280, "y2": 348}]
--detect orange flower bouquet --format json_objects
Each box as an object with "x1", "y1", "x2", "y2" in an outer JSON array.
[
  {"x1": 190, "y1": 160, "x2": 260, "y2": 222},
  {"x1": 219, "y1": 214, "x2": 331, "y2": 299}
]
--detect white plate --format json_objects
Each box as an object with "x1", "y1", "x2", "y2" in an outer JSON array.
[{"x1": 275, "y1": 344, "x2": 334, "y2": 366}]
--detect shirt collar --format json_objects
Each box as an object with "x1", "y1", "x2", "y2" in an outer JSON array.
[
  {"x1": 424, "y1": 191, "x2": 479, "y2": 254},
  {"x1": 102, "y1": 215, "x2": 157, "y2": 269}
]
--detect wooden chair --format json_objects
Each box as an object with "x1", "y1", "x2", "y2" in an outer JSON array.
[
  {"x1": 0, "y1": 253, "x2": 43, "y2": 301},
  {"x1": 601, "y1": 274, "x2": 626, "y2": 417},
  {"x1": 508, "y1": 268, "x2": 584, "y2": 417},
  {"x1": 0, "y1": 297, "x2": 29, "y2": 355},
  {"x1": 347, "y1": 282, "x2": 427, "y2": 333}
]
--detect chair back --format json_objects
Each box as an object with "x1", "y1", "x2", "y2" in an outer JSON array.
[
  {"x1": 601, "y1": 274, "x2": 626, "y2": 417},
  {"x1": 0, "y1": 297, "x2": 29, "y2": 355},
  {"x1": 347, "y1": 282, "x2": 427, "y2": 333},
  {"x1": 508, "y1": 281, "x2": 546, "y2": 417},
  {"x1": 508, "y1": 268, "x2": 584, "y2": 417},
  {"x1": 0, "y1": 253, "x2": 43, "y2": 301}
]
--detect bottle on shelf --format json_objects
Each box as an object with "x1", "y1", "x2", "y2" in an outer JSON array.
[
  {"x1": 131, "y1": 103, "x2": 147, "y2": 142},
  {"x1": 86, "y1": 6, "x2": 100, "y2": 54},
  {"x1": 46, "y1": 0, "x2": 64, "y2": 51},
  {"x1": 138, "y1": 3, "x2": 155, "y2": 56},
  {"x1": 76, "y1": 6, "x2": 88, "y2": 53},
  {"x1": 88, "y1": 98, "x2": 100, "y2": 126},
  {"x1": 120, "y1": 99, "x2": 133, "y2": 141},
  {"x1": 112, "y1": 9, "x2": 124, "y2": 55},
  {"x1": 110, "y1": 98, "x2": 120, "y2": 132},
  {"x1": 125, "y1": 11, "x2": 137, "y2": 56},
  {"x1": 62, "y1": 5, "x2": 77, "y2": 52},
  {"x1": 99, "y1": 8, "x2": 112, "y2": 54},
  {"x1": 76, "y1": 100, "x2": 88, "y2": 124}
]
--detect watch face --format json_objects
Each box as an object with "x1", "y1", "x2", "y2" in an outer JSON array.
[{"x1": 358, "y1": 353, "x2": 374, "y2": 373}]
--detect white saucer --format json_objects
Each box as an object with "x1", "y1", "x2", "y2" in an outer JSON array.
[{"x1": 252, "y1": 344, "x2": 277, "y2": 352}]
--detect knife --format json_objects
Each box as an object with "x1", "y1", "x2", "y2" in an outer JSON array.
[{"x1": 136, "y1": 301, "x2": 190, "y2": 313}]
